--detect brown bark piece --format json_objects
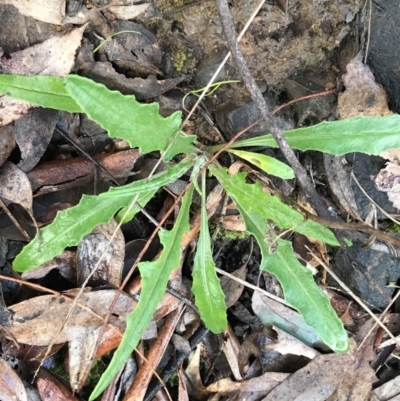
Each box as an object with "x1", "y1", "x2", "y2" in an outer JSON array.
[
  {"x1": 123, "y1": 304, "x2": 184, "y2": 401},
  {"x1": 27, "y1": 149, "x2": 140, "y2": 192},
  {"x1": 36, "y1": 368, "x2": 79, "y2": 401}
]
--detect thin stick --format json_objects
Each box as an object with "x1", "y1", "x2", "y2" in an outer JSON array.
[
  {"x1": 358, "y1": 290, "x2": 400, "y2": 350},
  {"x1": 180, "y1": 0, "x2": 267, "y2": 130},
  {"x1": 55, "y1": 126, "x2": 120, "y2": 186},
  {"x1": 214, "y1": 0, "x2": 338, "y2": 222},
  {"x1": 55, "y1": 126, "x2": 159, "y2": 227},
  {"x1": 272, "y1": 89, "x2": 334, "y2": 114},
  {"x1": 351, "y1": 171, "x2": 400, "y2": 226},
  {"x1": 215, "y1": 267, "x2": 291, "y2": 307},
  {"x1": 363, "y1": 0, "x2": 372, "y2": 63}
]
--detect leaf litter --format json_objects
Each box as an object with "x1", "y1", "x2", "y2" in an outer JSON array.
[{"x1": 2, "y1": 1, "x2": 400, "y2": 400}]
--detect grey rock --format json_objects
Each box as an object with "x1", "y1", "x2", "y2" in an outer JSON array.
[
  {"x1": 332, "y1": 241, "x2": 400, "y2": 309},
  {"x1": 348, "y1": 153, "x2": 398, "y2": 219},
  {"x1": 367, "y1": 0, "x2": 400, "y2": 113},
  {"x1": 194, "y1": 45, "x2": 227, "y2": 87},
  {"x1": 215, "y1": 96, "x2": 294, "y2": 140}
]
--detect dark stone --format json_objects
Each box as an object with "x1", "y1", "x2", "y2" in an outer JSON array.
[
  {"x1": 215, "y1": 95, "x2": 294, "y2": 140},
  {"x1": 347, "y1": 153, "x2": 398, "y2": 219},
  {"x1": 284, "y1": 75, "x2": 336, "y2": 126},
  {"x1": 332, "y1": 241, "x2": 400, "y2": 310},
  {"x1": 367, "y1": 0, "x2": 400, "y2": 113},
  {"x1": 194, "y1": 45, "x2": 228, "y2": 87},
  {"x1": 104, "y1": 21, "x2": 162, "y2": 76}
]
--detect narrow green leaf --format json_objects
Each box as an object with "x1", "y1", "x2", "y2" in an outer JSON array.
[
  {"x1": 0, "y1": 74, "x2": 82, "y2": 113},
  {"x1": 228, "y1": 149, "x2": 294, "y2": 179},
  {"x1": 192, "y1": 172, "x2": 227, "y2": 333},
  {"x1": 13, "y1": 160, "x2": 194, "y2": 272},
  {"x1": 233, "y1": 203, "x2": 348, "y2": 352},
  {"x1": 64, "y1": 75, "x2": 196, "y2": 158},
  {"x1": 210, "y1": 166, "x2": 338, "y2": 246},
  {"x1": 90, "y1": 186, "x2": 194, "y2": 400},
  {"x1": 265, "y1": 240, "x2": 349, "y2": 352},
  {"x1": 115, "y1": 189, "x2": 157, "y2": 224},
  {"x1": 223, "y1": 115, "x2": 400, "y2": 156},
  {"x1": 100, "y1": 157, "x2": 195, "y2": 198}
]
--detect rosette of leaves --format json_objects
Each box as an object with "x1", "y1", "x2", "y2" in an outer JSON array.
[{"x1": 3, "y1": 73, "x2": 400, "y2": 398}]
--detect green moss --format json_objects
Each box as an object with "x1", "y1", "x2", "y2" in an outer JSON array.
[
  {"x1": 387, "y1": 222, "x2": 400, "y2": 233},
  {"x1": 212, "y1": 225, "x2": 249, "y2": 241},
  {"x1": 146, "y1": 17, "x2": 172, "y2": 36},
  {"x1": 52, "y1": 352, "x2": 111, "y2": 399},
  {"x1": 171, "y1": 49, "x2": 197, "y2": 75},
  {"x1": 157, "y1": 0, "x2": 188, "y2": 14}
]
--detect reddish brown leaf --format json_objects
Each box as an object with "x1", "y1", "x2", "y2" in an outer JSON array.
[{"x1": 36, "y1": 368, "x2": 78, "y2": 401}]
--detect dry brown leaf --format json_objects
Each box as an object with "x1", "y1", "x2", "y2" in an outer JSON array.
[
  {"x1": 267, "y1": 327, "x2": 320, "y2": 360},
  {"x1": 206, "y1": 372, "x2": 288, "y2": 400},
  {"x1": 0, "y1": 97, "x2": 32, "y2": 129},
  {"x1": 178, "y1": 366, "x2": 189, "y2": 401},
  {"x1": 0, "y1": 125, "x2": 16, "y2": 166},
  {"x1": 0, "y1": 25, "x2": 85, "y2": 128},
  {"x1": 261, "y1": 352, "x2": 354, "y2": 401},
  {"x1": 184, "y1": 345, "x2": 208, "y2": 400},
  {"x1": 220, "y1": 263, "x2": 246, "y2": 308},
  {"x1": 380, "y1": 149, "x2": 400, "y2": 164},
  {"x1": 338, "y1": 52, "x2": 393, "y2": 119},
  {"x1": 0, "y1": 0, "x2": 65, "y2": 25},
  {"x1": 7, "y1": 290, "x2": 134, "y2": 346},
  {"x1": 223, "y1": 326, "x2": 242, "y2": 381},
  {"x1": 1, "y1": 25, "x2": 86, "y2": 76},
  {"x1": 0, "y1": 356, "x2": 27, "y2": 401},
  {"x1": 332, "y1": 319, "x2": 377, "y2": 401},
  {"x1": 373, "y1": 375, "x2": 400, "y2": 400},
  {"x1": 15, "y1": 108, "x2": 58, "y2": 173},
  {"x1": 77, "y1": 219, "x2": 124, "y2": 288},
  {"x1": 108, "y1": 3, "x2": 150, "y2": 20},
  {"x1": 21, "y1": 250, "x2": 76, "y2": 282},
  {"x1": 0, "y1": 161, "x2": 33, "y2": 213},
  {"x1": 68, "y1": 327, "x2": 101, "y2": 392},
  {"x1": 323, "y1": 154, "x2": 362, "y2": 220},
  {"x1": 221, "y1": 214, "x2": 246, "y2": 231}
]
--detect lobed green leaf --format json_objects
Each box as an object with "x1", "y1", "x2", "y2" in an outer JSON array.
[
  {"x1": 13, "y1": 159, "x2": 194, "y2": 272},
  {"x1": 223, "y1": 115, "x2": 400, "y2": 156},
  {"x1": 210, "y1": 166, "x2": 338, "y2": 246},
  {"x1": 0, "y1": 74, "x2": 82, "y2": 113},
  {"x1": 234, "y1": 203, "x2": 349, "y2": 352},
  {"x1": 90, "y1": 186, "x2": 194, "y2": 400},
  {"x1": 192, "y1": 172, "x2": 227, "y2": 333},
  {"x1": 228, "y1": 149, "x2": 294, "y2": 179},
  {"x1": 64, "y1": 75, "x2": 196, "y2": 159},
  {"x1": 266, "y1": 240, "x2": 349, "y2": 352}
]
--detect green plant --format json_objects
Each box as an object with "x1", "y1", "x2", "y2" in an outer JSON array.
[{"x1": 2, "y1": 74, "x2": 400, "y2": 398}]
